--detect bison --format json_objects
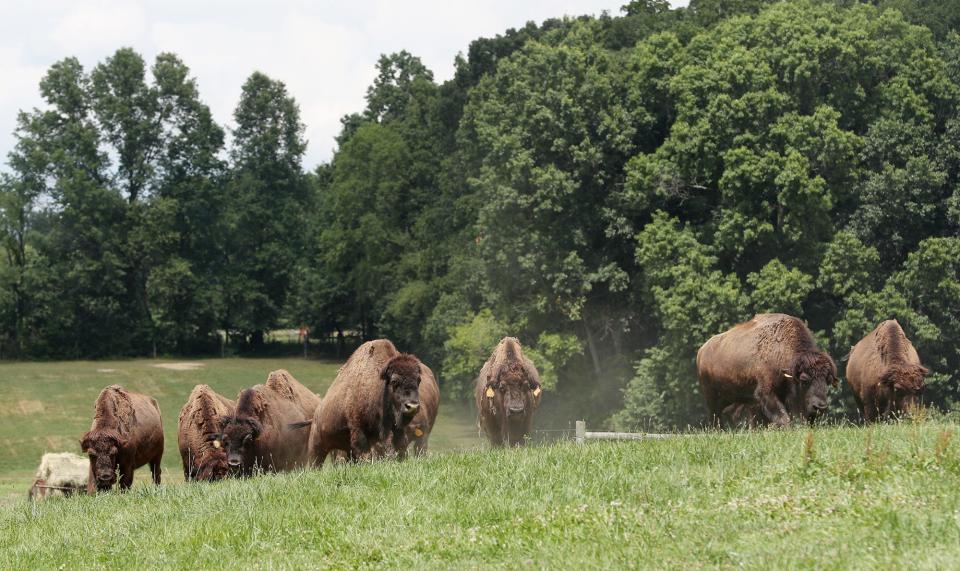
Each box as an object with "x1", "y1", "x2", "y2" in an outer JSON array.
[
  {"x1": 80, "y1": 385, "x2": 164, "y2": 492},
  {"x1": 406, "y1": 363, "x2": 440, "y2": 456},
  {"x1": 846, "y1": 319, "x2": 929, "y2": 421},
  {"x1": 307, "y1": 339, "x2": 424, "y2": 464},
  {"x1": 475, "y1": 337, "x2": 542, "y2": 447},
  {"x1": 697, "y1": 313, "x2": 837, "y2": 428},
  {"x1": 178, "y1": 384, "x2": 236, "y2": 481},
  {"x1": 28, "y1": 452, "x2": 89, "y2": 500},
  {"x1": 218, "y1": 369, "x2": 320, "y2": 476}
]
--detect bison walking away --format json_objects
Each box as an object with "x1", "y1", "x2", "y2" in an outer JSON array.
[
  {"x1": 28, "y1": 452, "x2": 88, "y2": 500},
  {"x1": 697, "y1": 313, "x2": 837, "y2": 428},
  {"x1": 308, "y1": 339, "x2": 424, "y2": 464},
  {"x1": 846, "y1": 320, "x2": 929, "y2": 421},
  {"x1": 178, "y1": 384, "x2": 236, "y2": 481},
  {"x1": 80, "y1": 385, "x2": 164, "y2": 492},
  {"x1": 475, "y1": 337, "x2": 542, "y2": 447},
  {"x1": 218, "y1": 369, "x2": 320, "y2": 476}
]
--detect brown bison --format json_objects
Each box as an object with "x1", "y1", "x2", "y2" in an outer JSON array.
[
  {"x1": 80, "y1": 385, "x2": 164, "y2": 492},
  {"x1": 846, "y1": 319, "x2": 929, "y2": 421},
  {"x1": 178, "y1": 384, "x2": 236, "y2": 481},
  {"x1": 475, "y1": 337, "x2": 542, "y2": 447},
  {"x1": 307, "y1": 339, "x2": 424, "y2": 464},
  {"x1": 218, "y1": 369, "x2": 320, "y2": 476},
  {"x1": 406, "y1": 363, "x2": 440, "y2": 456},
  {"x1": 697, "y1": 313, "x2": 837, "y2": 427}
]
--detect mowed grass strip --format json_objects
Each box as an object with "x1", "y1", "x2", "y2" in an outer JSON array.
[{"x1": 3, "y1": 423, "x2": 960, "y2": 569}]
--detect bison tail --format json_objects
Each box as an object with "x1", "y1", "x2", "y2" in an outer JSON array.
[{"x1": 287, "y1": 420, "x2": 313, "y2": 430}]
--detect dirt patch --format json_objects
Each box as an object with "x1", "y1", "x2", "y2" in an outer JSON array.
[
  {"x1": 151, "y1": 362, "x2": 204, "y2": 371},
  {"x1": 18, "y1": 401, "x2": 44, "y2": 415},
  {"x1": 96, "y1": 368, "x2": 116, "y2": 373}
]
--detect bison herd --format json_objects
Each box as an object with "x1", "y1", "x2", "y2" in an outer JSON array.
[
  {"x1": 63, "y1": 336, "x2": 542, "y2": 494},
  {"x1": 30, "y1": 314, "x2": 929, "y2": 496},
  {"x1": 698, "y1": 313, "x2": 930, "y2": 428}
]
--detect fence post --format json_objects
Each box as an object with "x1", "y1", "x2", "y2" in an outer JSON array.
[{"x1": 575, "y1": 420, "x2": 586, "y2": 444}]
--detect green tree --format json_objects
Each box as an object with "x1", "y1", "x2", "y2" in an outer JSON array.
[{"x1": 224, "y1": 72, "x2": 307, "y2": 347}]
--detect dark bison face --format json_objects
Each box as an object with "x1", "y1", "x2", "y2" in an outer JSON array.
[
  {"x1": 196, "y1": 434, "x2": 230, "y2": 481},
  {"x1": 784, "y1": 354, "x2": 836, "y2": 422},
  {"x1": 880, "y1": 364, "x2": 928, "y2": 417},
  {"x1": 490, "y1": 362, "x2": 541, "y2": 420},
  {"x1": 219, "y1": 417, "x2": 262, "y2": 474},
  {"x1": 80, "y1": 430, "x2": 125, "y2": 491},
  {"x1": 383, "y1": 355, "x2": 422, "y2": 423}
]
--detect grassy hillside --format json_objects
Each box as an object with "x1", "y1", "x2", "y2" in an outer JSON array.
[
  {"x1": 3, "y1": 423, "x2": 959, "y2": 569},
  {"x1": 0, "y1": 357, "x2": 481, "y2": 499}
]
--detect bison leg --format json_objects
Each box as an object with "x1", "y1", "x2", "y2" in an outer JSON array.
[
  {"x1": 150, "y1": 456, "x2": 162, "y2": 485},
  {"x1": 392, "y1": 429, "x2": 409, "y2": 461},
  {"x1": 756, "y1": 389, "x2": 790, "y2": 427},
  {"x1": 118, "y1": 464, "x2": 135, "y2": 491},
  {"x1": 413, "y1": 435, "x2": 428, "y2": 456},
  {"x1": 349, "y1": 429, "x2": 370, "y2": 460}
]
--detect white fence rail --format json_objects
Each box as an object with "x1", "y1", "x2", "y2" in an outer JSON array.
[{"x1": 574, "y1": 420, "x2": 674, "y2": 444}]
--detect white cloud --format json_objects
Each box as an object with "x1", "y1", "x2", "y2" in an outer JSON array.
[{"x1": 0, "y1": 1, "x2": 638, "y2": 170}]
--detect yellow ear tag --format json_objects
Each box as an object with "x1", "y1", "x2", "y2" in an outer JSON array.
[
  {"x1": 213, "y1": 440, "x2": 221, "y2": 449},
  {"x1": 414, "y1": 428, "x2": 424, "y2": 438},
  {"x1": 485, "y1": 387, "x2": 495, "y2": 398},
  {"x1": 533, "y1": 387, "x2": 542, "y2": 397}
]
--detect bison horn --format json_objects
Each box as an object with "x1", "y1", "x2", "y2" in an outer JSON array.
[
  {"x1": 533, "y1": 387, "x2": 542, "y2": 397},
  {"x1": 783, "y1": 373, "x2": 794, "y2": 379},
  {"x1": 485, "y1": 387, "x2": 495, "y2": 398},
  {"x1": 213, "y1": 440, "x2": 221, "y2": 449}
]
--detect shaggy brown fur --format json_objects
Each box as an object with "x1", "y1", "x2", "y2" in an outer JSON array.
[
  {"x1": 80, "y1": 385, "x2": 164, "y2": 493},
  {"x1": 178, "y1": 384, "x2": 236, "y2": 481},
  {"x1": 846, "y1": 320, "x2": 929, "y2": 421},
  {"x1": 697, "y1": 314, "x2": 837, "y2": 428},
  {"x1": 308, "y1": 339, "x2": 424, "y2": 465},
  {"x1": 475, "y1": 337, "x2": 542, "y2": 447},
  {"x1": 218, "y1": 370, "x2": 320, "y2": 475},
  {"x1": 407, "y1": 363, "x2": 440, "y2": 455}
]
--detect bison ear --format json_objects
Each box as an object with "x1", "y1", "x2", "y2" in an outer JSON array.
[
  {"x1": 831, "y1": 376, "x2": 839, "y2": 389},
  {"x1": 921, "y1": 366, "x2": 932, "y2": 377},
  {"x1": 79, "y1": 432, "x2": 92, "y2": 452},
  {"x1": 799, "y1": 372, "x2": 811, "y2": 383},
  {"x1": 116, "y1": 435, "x2": 130, "y2": 449}
]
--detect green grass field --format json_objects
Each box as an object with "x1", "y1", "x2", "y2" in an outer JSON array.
[
  {"x1": 2, "y1": 423, "x2": 960, "y2": 569},
  {"x1": 0, "y1": 357, "x2": 481, "y2": 503}
]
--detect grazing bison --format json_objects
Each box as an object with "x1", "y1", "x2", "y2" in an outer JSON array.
[
  {"x1": 307, "y1": 339, "x2": 424, "y2": 464},
  {"x1": 218, "y1": 369, "x2": 320, "y2": 476},
  {"x1": 846, "y1": 319, "x2": 929, "y2": 421},
  {"x1": 80, "y1": 385, "x2": 164, "y2": 492},
  {"x1": 178, "y1": 384, "x2": 236, "y2": 481},
  {"x1": 28, "y1": 452, "x2": 89, "y2": 500},
  {"x1": 697, "y1": 313, "x2": 837, "y2": 428},
  {"x1": 475, "y1": 337, "x2": 542, "y2": 447}
]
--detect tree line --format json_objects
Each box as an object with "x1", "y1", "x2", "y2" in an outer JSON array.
[{"x1": 2, "y1": 0, "x2": 960, "y2": 428}]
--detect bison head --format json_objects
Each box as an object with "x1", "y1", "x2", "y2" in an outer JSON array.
[
  {"x1": 784, "y1": 352, "x2": 837, "y2": 423},
  {"x1": 80, "y1": 429, "x2": 126, "y2": 491},
  {"x1": 195, "y1": 433, "x2": 230, "y2": 481},
  {"x1": 218, "y1": 416, "x2": 262, "y2": 475},
  {"x1": 382, "y1": 354, "x2": 422, "y2": 425},
  {"x1": 488, "y1": 361, "x2": 542, "y2": 421},
  {"x1": 879, "y1": 364, "x2": 928, "y2": 417}
]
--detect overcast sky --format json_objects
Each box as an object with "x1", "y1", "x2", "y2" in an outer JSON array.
[{"x1": 0, "y1": 0, "x2": 669, "y2": 171}]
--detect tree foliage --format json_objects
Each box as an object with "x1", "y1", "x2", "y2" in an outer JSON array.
[{"x1": 3, "y1": 0, "x2": 960, "y2": 428}]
